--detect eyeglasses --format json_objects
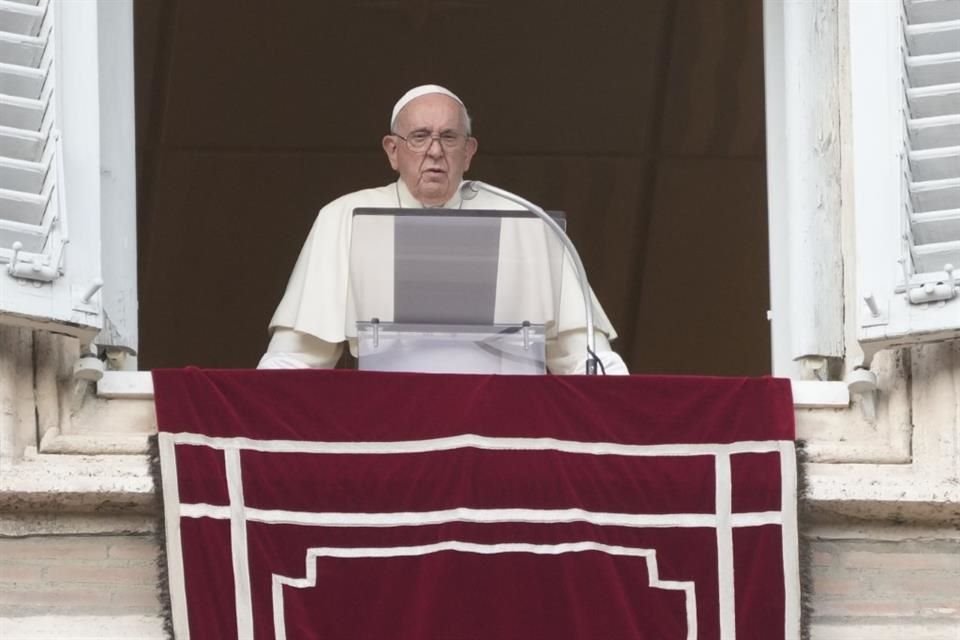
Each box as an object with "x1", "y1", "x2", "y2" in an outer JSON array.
[{"x1": 392, "y1": 129, "x2": 468, "y2": 152}]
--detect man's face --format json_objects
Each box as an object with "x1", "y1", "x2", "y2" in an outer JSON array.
[{"x1": 382, "y1": 94, "x2": 478, "y2": 206}]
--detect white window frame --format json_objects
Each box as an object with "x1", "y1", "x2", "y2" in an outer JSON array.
[
  {"x1": 763, "y1": 0, "x2": 847, "y2": 381},
  {"x1": 85, "y1": 0, "x2": 854, "y2": 402},
  {"x1": 93, "y1": 0, "x2": 855, "y2": 415},
  {"x1": 90, "y1": 0, "x2": 859, "y2": 407},
  {"x1": 94, "y1": 0, "x2": 138, "y2": 360}
]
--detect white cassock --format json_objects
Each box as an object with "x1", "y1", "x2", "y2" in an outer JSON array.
[{"x1": 260, "y1": 179, "x2": 628, "y2": 374}]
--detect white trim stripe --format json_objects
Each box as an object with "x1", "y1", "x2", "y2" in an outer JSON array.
[
  {"x1": 715, "y1": 452, "x2": 736, "y2": 640},
  {"x1": 225, "y1": 449, "x2": 254, "y2": 640},
  {"x1": 780, "y1": 442, "x2": 801, "y2": 640},
  {"x1": 158, "y1": 433, "x2": 190, "y2": 640},
  {"x1": 272, "y1": 541, "x2": 698, "y2": 640},
  {"x1": 732, "y1": 511, "x2": 783, "y2": 527},
  {"x1": 169, "y1": 431, "x2": 785, "y2": 457},
  {"x1": 272, "y1": 569, "x2": 288, "y2": 640},
  {"x1": 179, "y1": 503, "x2": 784, "y2": 530}
]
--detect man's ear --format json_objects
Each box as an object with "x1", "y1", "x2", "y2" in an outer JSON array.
[
  {"x1": 382, "y1": 135, "x2": 400, "y2": 171},
  {"x1": 463, "y1": 136, "x2": 478, "y2": 172}
]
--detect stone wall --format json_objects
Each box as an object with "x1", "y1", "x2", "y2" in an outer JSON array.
[
  {"x1": 806, "y1": 524, "x2": 960, "y2": 639},
  {"x1": 0, "y1": 534, "x2": 160, "y2": 618}
]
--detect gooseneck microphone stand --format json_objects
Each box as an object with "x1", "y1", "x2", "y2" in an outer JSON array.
[{"x1": 465, "y1": 181, "x2": 600, "y2": 375}]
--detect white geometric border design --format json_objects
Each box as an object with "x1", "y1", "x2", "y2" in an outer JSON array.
[
  {"x1": 158, "y1": 433, "x2": 800, "y2": 640},
  {"x1": 271, "y1": 541, "x2": 698, "y2": 640}
]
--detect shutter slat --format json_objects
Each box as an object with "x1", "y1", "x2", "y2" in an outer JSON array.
[
  {"x1": 0, "y1": 153, "x2": 45, "y2": 192},
  {"x1": 907, "y1": 114, "x2": 960, "y2": 149},
  {"x1": 0, "y1": 61, "x2": 44, "y2": 99},
  {"x1": 911, "y1": 177, "x2": 960, "y2": 212},
  {"x1": 0, "y1": 123, "x2": 44, "y2": 161},
  {"x1": 0, "y1": 30, "x2": 44, "y2": 67},
  {"x1": 906, "y1": 19, "x2": 960, "y2": 56},
  {"x1": 0, "y1": 190, "x2": 46, "y2": 226},
  {"x1": 907, "y1": 83, "x2": 960, "y2": 118},
  {"x1": 912, "y1": 238, "x2": 960, "y2": 272},
  {"x1": 0, "y1": 92, "x2": 45, "y2": 130},
  {"x1": 912, "y1": 208, "x2": 960, "y2": 244},
  {"x1": 906, "y1": 0, "x2": 960, "y2": 25},
  {"x1": 905, "y1": 51, "x2": 960, "y2": 88},
  {"x1": 909, "y1": 145, "x2": 960, "y2": 181},
  {"x1": 0, "y1": 1, "x2": 45, "y2": 37},
  {"x1": 0, "y1": 183, "x2": 47, "y2": 224},
  {"x1": 0, "y1": 209, "x2": 48, "y2": 252}
]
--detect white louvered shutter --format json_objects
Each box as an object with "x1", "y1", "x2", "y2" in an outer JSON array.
[
  {"x1": 902, "y1": 0, "x2": 960, "y2": 299},
  {"x1": 0, "y1": 0, "x2": 101, "y2": 341},
  {"x1": 852, "y1": 0, "x2": 960, "y2": 354}
]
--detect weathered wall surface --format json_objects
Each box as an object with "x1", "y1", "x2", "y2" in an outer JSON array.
[
  {"x1": 799, "y1": 341, "x2": 960, "y2": 639},
  {"x1": 0, "y1": 534, "x2": 160, "y2": 617},
  {"x1": 0, "y1": 328, "x2": 160, "y2": 639},
  {"x1": 806, "y1": 526, "x2": 960, "y2": 639}
]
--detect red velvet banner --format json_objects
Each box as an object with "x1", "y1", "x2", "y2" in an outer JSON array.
[{"x1": 154, "y1": 369, "x2": 798, "y2": 640}]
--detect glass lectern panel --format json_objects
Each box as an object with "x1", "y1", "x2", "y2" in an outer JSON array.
[
  {"x1": 347, "y1": 209, "x2": 567, "y2": 375},
  {"x1": 346, "y1": 209, "x2": 566, "y2": 338}
]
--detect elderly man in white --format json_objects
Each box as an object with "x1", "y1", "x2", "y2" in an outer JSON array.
[{"x1": 259, "y1": 84, "x2": 628, "y2": 375}]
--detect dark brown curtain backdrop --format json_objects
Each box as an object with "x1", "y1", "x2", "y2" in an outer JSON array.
[{"x1": 135, "y1": 0, "x2": 769, "y2": 375}]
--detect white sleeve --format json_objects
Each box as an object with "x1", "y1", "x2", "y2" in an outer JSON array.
[
  {"x1": 546, "y1": 330, "x2": 629, "y2": 375},
  {"x1": 257, "y1": 328, "x2": 344, "y2": 369}
]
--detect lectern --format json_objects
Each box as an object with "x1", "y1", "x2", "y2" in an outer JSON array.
[{"x1": 347, "y1": 208, "x2": 567, "y2": 374}]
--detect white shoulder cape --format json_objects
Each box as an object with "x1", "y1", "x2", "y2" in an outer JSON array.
[{"x1": 269, "y1": 179, "x2": 617, "y2": 345}]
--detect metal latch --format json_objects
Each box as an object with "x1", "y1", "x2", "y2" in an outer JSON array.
[
  {"x1": 896, "y1": 259, "x2": 958, "y2": 305},
  {"x1": 7, "y1": 240, "x2": 66, "y2": 283},
  {"x1": 906, "y1": 263, "x2": 957, "y2": 305}
]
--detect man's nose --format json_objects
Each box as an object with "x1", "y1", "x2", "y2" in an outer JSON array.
[{"x1": 426, "y1": 137, "x2": 445, "y2": 157}]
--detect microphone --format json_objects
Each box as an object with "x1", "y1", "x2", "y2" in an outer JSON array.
[{"x1": 464, "y1": 181, "x2": 600, "y2": 375}]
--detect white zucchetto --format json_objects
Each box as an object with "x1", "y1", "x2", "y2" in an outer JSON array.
[{"x1": 390, "y1": 84, "x2": 464, "y2": 131}]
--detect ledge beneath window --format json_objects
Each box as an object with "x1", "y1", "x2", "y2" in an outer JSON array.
[
  {"x1": 97, "y1": 372, "x2": 852, "y2": 408},
  {"x1": 791, "y1": 380, "x2": 849, "y2": 408},
  {"x1": 0, "y1": 449, "x2": 155, "y2": 513},
  {"x1": 97, "y1": 371, "x2": 156, "y2": 399},
  {"x1": 804, "y1": 465, "x2": 960, "y2": 525}
]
